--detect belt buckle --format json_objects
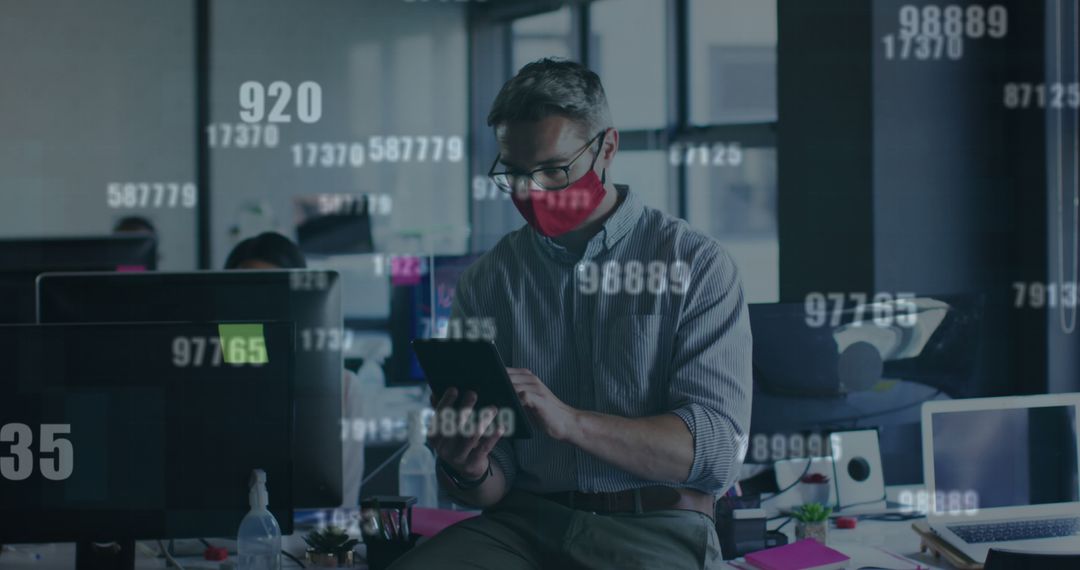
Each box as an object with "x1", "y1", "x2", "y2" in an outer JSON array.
[{"x1": 581, "y1": 492, "x2": 595, "y2": 515}]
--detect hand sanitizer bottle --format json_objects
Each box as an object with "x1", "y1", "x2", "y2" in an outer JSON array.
[
  {"x1": 398, "y1": 410, "x2": 438, "y2": 508},
  {"x1": 237, "y1": 469, "x2": 282, "y2": 570}
]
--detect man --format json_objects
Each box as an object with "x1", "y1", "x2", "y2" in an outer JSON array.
[{"x1": 391, "y1": 58, "x2": 751, "y2": 569}]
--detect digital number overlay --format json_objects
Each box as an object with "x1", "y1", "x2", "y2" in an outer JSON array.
[
  {"x1": 668, "y1": 142, "x2": 743, "y2": 167},
  {"x1": 748, "y1": 432, "x2": 839, "y2": 464},
  {"x1": 1004, "y1": 83, "x2": 1080, "y2": 109},
  {"x1": 340, "y1": 406, "x2": 515, "y2": 443},
  {"x1": 420, "y1": 317, "x2": 497, "y2": 341},
  {"x1": 207, "y1": 123, "x2": 279, "y2": 148},
  {"x1": 292, "y1": 136, "x2": 463, "y2": 167},
  {"x1": 427, "y1": 406, "x2": 515, "y2": 439},
  {"x1": 899, "y1": 489, "x2": 980, "y2": 516},
  {"x1": 577, "y1": 260, "x2": 690, "y2": 296},
  {"x1": 804, "y1": 292, "x2": 918, "y2": 328},
  {"x1": 172, "y1": 324, "x2": 269, "y2": 367},
  {"x1": 289, "y1": 271, "x2": 334, "y2": 291},
  {"x1": 1, "y1": 423, "x2": 73, "y2": 482},
  {"x1": 239, "y1": 80, "x2": 322, "y2": 124},
  {"x1": 1013, "y1": 281, "x2": 1079, "y2": 308},
  {"x1": 882, "y1": 4, "x2": 1007, "y2": 61},
  {"x1": 372, "y1": 255, "x2": 426, "y2": 282},
  {"x1": 299, "y1": 327, "x2": 354, "y2": 352},
  {"x1": 106, "y1": 182, "x2": 196, "y2": 209},
  {"x1": 317, "y1": 193, "x2": 393, "y2": 216}
]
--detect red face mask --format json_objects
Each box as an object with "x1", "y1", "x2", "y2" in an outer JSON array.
[{"x1": 511, "y1": 169, "x2": 607, "y2": 237}]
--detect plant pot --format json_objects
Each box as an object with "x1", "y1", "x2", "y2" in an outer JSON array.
[
  {"x1": 799, "y1": 482, "x2": 831, "y2": 507},
  {"x1": 306, "y1": 549, "x2": 354, "y2": 568},
  {"x1": 795, "y1": 520, "x2": 828, "y2": 544}
]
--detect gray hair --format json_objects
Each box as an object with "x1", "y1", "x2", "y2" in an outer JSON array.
[{"x1": 487, "y1": 58, "x2": 613, "y2": 137}]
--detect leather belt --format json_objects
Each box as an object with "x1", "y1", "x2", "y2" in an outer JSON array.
[{"x1": 538, "y1": 487, "x2": 715, "y2": 520}]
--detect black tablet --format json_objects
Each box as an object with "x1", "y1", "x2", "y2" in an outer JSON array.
[{"x1": 411, "y1": 339, "x2": 533, "y2": 439}]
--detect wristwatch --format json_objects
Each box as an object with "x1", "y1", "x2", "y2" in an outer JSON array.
[{"x1": 437, "y1": 457, "x2": 492, "y2": 490}]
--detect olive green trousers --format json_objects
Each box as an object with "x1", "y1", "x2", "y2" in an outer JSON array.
[{"x1": 387, "y1": 489, "x2": 723, "y2": 569}]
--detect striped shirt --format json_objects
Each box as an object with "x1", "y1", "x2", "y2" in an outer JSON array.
[{"x1": 451, "y1": 186, "x2": 752, "y2": 495}]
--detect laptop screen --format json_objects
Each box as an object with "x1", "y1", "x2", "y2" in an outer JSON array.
[{"x1": 931, "y1": 405, "x2": 1080, "y2": 512}]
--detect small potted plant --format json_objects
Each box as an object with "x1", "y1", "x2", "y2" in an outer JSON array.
[
  {"x1": 799, "y1": 472, "x2": 831, "y2": 506},
  {"x1": 304, "y1": 525, "x2": 360, "y2": 568},
  {"x1": 792, "y1": 502, "x2": 832, "y2": 544}
]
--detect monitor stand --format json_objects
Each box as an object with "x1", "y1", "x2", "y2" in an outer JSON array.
[{"x1": 75, "y1": 540, "x2": 136, "y2": 570}]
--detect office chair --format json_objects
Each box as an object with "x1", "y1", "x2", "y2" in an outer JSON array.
[{"x1": 984, "y1": 548, "x2": 1080, "y2": 570}]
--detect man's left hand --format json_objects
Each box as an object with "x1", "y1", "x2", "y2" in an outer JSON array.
[{"x1": 507, "y1": 368, "x2": 579, "y2": 442}]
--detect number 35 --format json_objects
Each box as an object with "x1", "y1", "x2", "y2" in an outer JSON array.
[{"x1": 1, "y1": 423, "x2": 73, "y2": 481}]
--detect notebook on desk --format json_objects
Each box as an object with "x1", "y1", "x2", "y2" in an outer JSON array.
[
  {"x1": 921, "y1": 393, "x2": 1080, "y2": 564},
  {"x1": 744, "y1": 539, "x2": 849, "y2": 570}
]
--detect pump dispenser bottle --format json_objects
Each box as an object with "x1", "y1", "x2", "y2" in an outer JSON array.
[{"x1": 237, "y1": 469, "x2": 282, "y2": 569}]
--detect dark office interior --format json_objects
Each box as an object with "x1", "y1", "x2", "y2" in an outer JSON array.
[{"x1": 1, "y1": 0, "x2": 1079, "y2": 568}]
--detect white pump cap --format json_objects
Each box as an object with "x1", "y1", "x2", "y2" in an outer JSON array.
[
  {"x1": 249, "y1": 469, "x2": 269, "y2": 510},
  {"x1": 408, "y1": 409, "x2": 428, "y2": 444}
]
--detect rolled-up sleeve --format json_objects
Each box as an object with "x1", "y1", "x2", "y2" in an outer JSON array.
[
  {"x1": 450, "y1": 268, "x2": 518, "y2": 489},
  {"x1": 668, "y1": 247, "x2": 752, "y2": 494}
]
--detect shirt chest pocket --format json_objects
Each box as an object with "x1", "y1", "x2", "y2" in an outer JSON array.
[{"x1": 594, "y1": 315, "x2": 668, "y2": 417}]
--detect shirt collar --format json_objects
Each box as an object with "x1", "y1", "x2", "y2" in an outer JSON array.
[{"x1": 532, "y1": 184, "x2": 643, "y2": 263}]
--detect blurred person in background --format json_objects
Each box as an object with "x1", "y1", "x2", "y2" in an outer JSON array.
[{"x1": 225, "y1": 231, "x2": 366, "y2": 508}]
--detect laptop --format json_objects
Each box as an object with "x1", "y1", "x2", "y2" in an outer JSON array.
[{"x1": 922, "y1": 393, "x2": 1080, "y2": 563}]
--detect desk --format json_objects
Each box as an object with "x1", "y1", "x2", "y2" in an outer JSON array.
[
  {"x1": 724, "y1": 485, "x2": 957, "y2": 569},
  {"x1": 1, "y1": 487, "x2": 952, "y2": 569},
  {"x1": 0, "y1": 535, "x2": 311, "y2": 569}
]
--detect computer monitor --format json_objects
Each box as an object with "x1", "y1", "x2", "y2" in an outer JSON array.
[
  {"x1": 748, "y1": 294, "x2": 983, "y2": 398},
  {"x1": 0, "y1": 235, "x2": 157, "y2": 323},
  {"x1": 387, "y1": 254, "x2": 482, "y2": 386},
  {"x1": 744, "y1": 295, "x2": 985, "y2": 486},
  {"x1": 36, "y1": 270, "x2": 342, "y2": 508},
  {"x1": 923, "y1": 394, "x2": 1080, "y2": 516},
  {"x1": 293, "y1": 194, "x2": 375, "y2": 255},
  {"x1": 0, "y1": 322, "x2": 294, "y2": 544}
]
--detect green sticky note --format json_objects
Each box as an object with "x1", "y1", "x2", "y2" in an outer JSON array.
[{"x1": 218, "y1": 323, "x2": 269, "y2": 365}]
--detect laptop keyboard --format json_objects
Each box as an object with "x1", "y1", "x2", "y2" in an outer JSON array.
[{"x1": 948, "y1": 517, "x2": 1080, "y2": 544}]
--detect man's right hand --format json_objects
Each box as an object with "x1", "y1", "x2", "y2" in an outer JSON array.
[{"x1": 428, "y1": 387, "x2": 506, "y2": 480}]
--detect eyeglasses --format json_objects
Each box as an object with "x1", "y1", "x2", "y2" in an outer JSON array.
[{"x1": 488, "y1": 130, "x2": 606, "y2": 193}]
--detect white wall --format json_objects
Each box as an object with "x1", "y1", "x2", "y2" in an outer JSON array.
[
  {"x1": 0, "y1": 0, "x2": 197, "y2": 270},
  {"x1": 0, "y1": 0, "x2": 470, "y2": 274},
  {"x1": 208, "y1": 0, "x2": 470, "y2": 268}
]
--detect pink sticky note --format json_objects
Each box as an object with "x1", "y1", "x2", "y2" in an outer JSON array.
[
  {"x1": 390, "y1": 256, "x2": 423, "y2": 286},
  {"x1": 410, "y1": 507, "x2": 479, "y2": 537}
]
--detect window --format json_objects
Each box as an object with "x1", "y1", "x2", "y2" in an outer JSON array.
[
  {"x1": 686, "y1": 147, "x2": 777, "y2": 302},
  {"x1": 0, "y1": 0, "x2": 197, "y2": 270},
  {"x1": 613, "y1": 150, "x2": 671, "y2": 212},
  {"x1": 689, "y1": 0, "x2": 777, "y2": 125},
  {"x1": 685, "y1": 0, "x2": 778, "y2": 299},
  {"x1": 512, "y1": 8, "x2": 575, "y2": 71},
  {"x1": 590, "y1": 0, "x2": 667, "y2": 130}
]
